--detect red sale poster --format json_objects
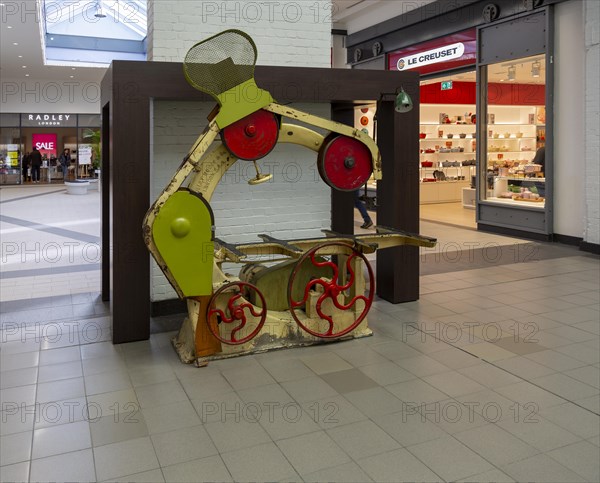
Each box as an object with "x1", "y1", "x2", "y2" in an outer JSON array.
[{"x1": 32, "y1": 133, "x2": 57, "y2": 157}]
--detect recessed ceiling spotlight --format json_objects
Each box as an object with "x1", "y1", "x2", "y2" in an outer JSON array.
[
  {"x1": 25, "y1": 74, "x2": 30, "y2": 77},
  {"x1": 22, "y1": 65, "x2": 26, "y2": 68},
  {"x1": 69, "y1": 75, "x2": 74, "y2": 78},
  {"x1": 18, "y1": 55, "x2": 22, "y2": 58},
  {"x1": 7, "y1": 25, "x2": 12, "y2": 28},
  {"x1": 72, "y1": 67, "x2": 76, "y2": 70},
  {"x1": 12, "y1": 42, "x2": 18, "y2": 45},
  {"x1": 50, "y1": 37, "x2": 54, "y2": 40}
]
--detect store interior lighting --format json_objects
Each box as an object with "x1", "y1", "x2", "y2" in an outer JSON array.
[
  {"x1": 531, "y1": 60, "x2": 541, "y2": 78},
  {"x1": 507, "y1": 65, "x2": 516, "y2": 81},
  {"x1": 94, "y1": 1, "x2": 107, "y2": 18}
]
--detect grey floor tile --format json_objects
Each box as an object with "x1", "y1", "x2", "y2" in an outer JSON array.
[
  {"x1": 191, "y1": 391, "x2": 246, "y2": 424},
  {"x1": 221, "y1": 364, "x2": 276, "y2": 390},
  {"x1": 357, "y1": 448, "x2": 441, "y2": 482},
  {"x1": 575, "y1": 394, "x2": 600, "y2": 413},
  {"x1": 0, "y1": 384, "x2": 36, "y2": 408},
  {"x1": 423, "y1": 371, "x2": 486, "y2": 398},
  {"x1": 457, "y1": 468, "x2": 515, "y2": 482},
  {"x1": 142, "y1": 400, "x2": 201, "y2": 435},
  {"x1": 343, "y1": 387, "x2": 404, "y2": 418},
  {"x1": 85, "y1": 370, "x2": 132, "y2": 396},
  {"x1": 30, "y1": 448, "x2": 96, "y2": 482},
  {"x1": 532, "y1": 373, "x2": 598, "y2": 400},
  {"x1": 178, "y1": 372, "x2": 233, "y2": 400},
  {"x1": 495, "y1": 355, "x2": 556, "y2": 379},
  {"x1": 0, "y1": 406, "x2": 35, "y2": 436},
  {"x1": 0, "y1": 351, "x2": 39, "y2": 372},
  {"x1": 129, "y1": 365, "x2": 176, "y2": 387},
  {"x1": 35, "y1": 396, "x2": 88, "y2": 429},
  {"x1": 36, "y1": 377, "x2": 85, "y2": 403},
  {"x1": 150, "y1": 424, "x2": 217, "y2": 467},
  {"x1": 547, "y1": 441, "x2": 600, "y2": 481},
  {"x1": 428, "y1": 348, "x2": 481, "y2": 369},
  {"x1": 37, "y1": 360, "x2": 83, "y2": 383},
  {"x1": 0, "y1": 461, "x2": 30, "y2": 483},
  {"x1": 454, "y1": 423, "x2": 539, "y2": 466},
  {"x1": 82, "y1": 355, "x2": 127, "y2": 376},
  {"x1": 281, "y1": 376, "x2": 338, "y2": 403},
  {"x1": 407, "y1": 435, "x2": 494, "y2": 482},
  {"x1": 105, "y1": 468, "x2": 165, "y2": 482},
  {"x1": 564, "y1": 365, "x2": 600, "y2": 388},
  {"x1": 502, "y1": 453, "x2": 586, "y2": 482},
  {"x1": 93, "y1": 437, "x2": 160, "y2": 482},
  {"x1": 540, "y1": 402, "x2": 600, "y2": 439},
  {"x1": 204, "y1": 416, "x2": 271, "y2": 453},
  {"x1": 237, "y1": 382, "x2": 294, "y2": 406},
  {"x1": 372, "y1": 408, "x2": 448, "y2": 446},
  {"x1": 357, "y1": 361, "x2": 416, "y2": 385},
  {"x1": 134, "y1": 380, "x2": 188, "y2": 409},
  {"x1": 394, "y1": 354, "x2": 450, "y2": 377},
  {"x1": 491, "y1": 336, "x2": 548, "y2": 355},
  {"x1": 90, "y1": 413, "x2": 149, "y2": 447},
  {"x1": 38, "y1": 346, "x2": 80, "y2": 365},
  {"x1": 497, "y1": 415, "x2": 581, "y2": 452},
  {"x1": 257, "y1": 403, "x2": 321, "y2": 441},
  {"x1": 458, "y1": 363, "x2": 521, "y2": 388},
  {"x1": 300, "y1": 395, "x2": 368, "y2": 430},
  {"x1": 299, "y1": 352, "x2": 354, "y2": 375},
  {"x1": 333, "y1": 346, "x2": 389, "y2": 368},
  {"x1": 0, "y1": 367, "x2": 38, "y2": 389},
  {"x1": 80, "y1": 341, "x2": 123, "y2": 360},
  {"x1": 371, "y1": 340, "x2": 424, "y2": 361},
  {"x1": 259, "y1": 358, "x2": 315, "y2": 382},
  {"x1": 494, "y1": 381, "x2": 566, "y2": 409},
  {"x1": 304, "y1": 461, "x2": 372, "y2": 483},
  {"x1": 0, "y1": 431, "x2": 32, "y2": 466},
  {"x1": 526, "y1": 349, "x2": 587, "y2": 371},
  {"x1": 386, "y1": 378, "x2": 449, "y2": 405},
  {"x1": 87, "y1": 388, "x2": 140, "y2": 416},
  {"x1": 419, "y1": 399, "x2": 490, "y2": 434},
  {"x1": 222, "y1": 442, "x2": 298, "y2": 482},
  {"x1": 162, "y1": 455, "x2": 232, "y2": 483},
  {"x1": 276, "y1": 431, "x2": 351, "y2": 476},
  {"x1": 319, "y1": 368, "x2": 379, "y2": 394},
  {"x1": 327, "y1": 419, "x2": 400, "y2": 460},
  {"x1": 32, "y1": 420, "x2": 91, "y2": 459}
]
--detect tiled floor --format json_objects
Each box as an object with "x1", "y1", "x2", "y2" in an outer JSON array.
[{"x1": 1, "y1": 185, "x2": 599, "y2": 482}]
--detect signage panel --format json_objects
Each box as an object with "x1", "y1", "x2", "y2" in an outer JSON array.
[{"x1": 32, "y1": 133, "x2": 57, "y2": 158}]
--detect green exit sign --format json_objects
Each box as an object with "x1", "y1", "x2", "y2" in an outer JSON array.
[{"x1": 441, "y1": 81, "x2": 453, "y2": 90}]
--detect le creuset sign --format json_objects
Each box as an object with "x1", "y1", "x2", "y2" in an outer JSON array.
[
  {"x1": 27, "y1": 114, "x2": 71, "y2": 126},
  {"x1": 396, "y1": 43, "x2": 465, "y2": 71},
  {"x1": 388, "y1": 28, "x2": 476, "y2": 76}
]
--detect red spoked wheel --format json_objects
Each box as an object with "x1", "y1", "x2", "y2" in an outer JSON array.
[
  {"x1": 317, "y1": 135, "x2": 373, "y2": 191},
  {"x1": 221, "y1": 109, "x2": 280, "y2": 161},
  {"x1": 207, "y1": 282, "x2": 267, "y2": 345},
  {"x1": 287, "y1": 242, "x2": 374, "y2": 338}
]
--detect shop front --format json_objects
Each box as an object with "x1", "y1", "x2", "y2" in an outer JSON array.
[
  {"x1": 0, "y1": 113, "x2": 101, "y2": 185},
  {"x1": 346, "y1": 0, "x2": 558, "y2": 238}
]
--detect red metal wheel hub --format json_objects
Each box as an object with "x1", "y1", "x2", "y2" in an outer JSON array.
[
  {"x1": 317, "y1": 135, "x2": 373, "y2": 191},
  {"x1": 221, "y1": 110, "x2": 279, "y2": 161},
  {"x1": 206, "y1": 281, "x2": 267, "y2": 345},
  {"x1": 287, "y1": 242, "x2": 375, "y2": 339}
]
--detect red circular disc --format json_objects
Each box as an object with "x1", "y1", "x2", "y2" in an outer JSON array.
[
  {"x1": 317, "y1": 136, "x2": 373, "y2": 191},
  {"x1": 360, "y1": 116, "x2": 369, "y2": 126},
  {"x1": 206, "y1": 282, "x2": 267, "y2": 345},
  {"x1": 287, "y1": 242, "x2": 374, "y2": 339},
  {"x1": 221, "y1": 110, "x2": 279, "y2": 161}
]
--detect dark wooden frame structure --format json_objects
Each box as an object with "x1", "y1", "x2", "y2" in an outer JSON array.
[{"x1": 101, "y1": 61, "x2": 420, "y2": 344}]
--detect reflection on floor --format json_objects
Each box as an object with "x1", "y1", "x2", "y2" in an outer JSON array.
[
  {"x1": 1, "y1": 185, "x2": 598, "y2": 483},
  {"x1": 420, "y1": 202, "x2": 476, "y2": 229}
]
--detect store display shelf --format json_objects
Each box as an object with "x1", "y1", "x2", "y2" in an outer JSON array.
[
  {"x1": 488, "y1": 137, "x2": 536, "y2": 140},
  {"x1": 420, "y1": 137, "x2": 475, "y2": 141},
  {"x1": 486, "y1": 123, "x2": 539, "y2": 126},
  {"x1": 495, "y1": 176, "x2": 545, "y2": 181},
  {"x1": 485, "y1": 197, "x2": 545, "y2": 209},
  {"x1": 420, "y1": 122, "x2": 476, "y2": 126},
  {"x1": 487, "y1": 151, "x2": 535, "y2": 154}
]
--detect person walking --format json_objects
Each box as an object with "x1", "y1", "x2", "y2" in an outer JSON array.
[
  {"x1": 58, "y1": 148, "x2": 71, "y2": 180},
  {"x1": 30, "y1": 147, "x2": 42, "y2": 183},
  {"x1": 22, "y1": 152, "x2": 31, "y2": 182},
  {"x1": 354, "y1": 189, "x2": 373, "y2": 229}
]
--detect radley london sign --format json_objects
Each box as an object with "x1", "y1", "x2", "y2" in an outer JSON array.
[{"x1": 28, "y1": 114, "x2": 71, "y2": 126}]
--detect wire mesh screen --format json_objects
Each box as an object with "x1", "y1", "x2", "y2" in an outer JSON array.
[{"x1": 183, "y1": 30, "x2": 258, "y2": 98}]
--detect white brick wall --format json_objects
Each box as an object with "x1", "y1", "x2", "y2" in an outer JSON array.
[
  {"x1": 584, "y1": 0, "x2": 600, "y2": 245},
  {"x1": 151, "y1": 101, "x2": 331, "y2": 301},
  {"x1": 147, "y1": 0, "x2": 332, "y2": 67}
]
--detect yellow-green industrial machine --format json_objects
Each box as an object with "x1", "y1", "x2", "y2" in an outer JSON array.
[{"x1": 142, "y1": 30, "x2": 436, "y2": 364}]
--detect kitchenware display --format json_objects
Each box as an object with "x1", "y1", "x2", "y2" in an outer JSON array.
[
  {"x1": 425, "y1": 148, "x2": 436, "y2": 153},
  {"x1": 498, "y1": 154, "x2": 504, "y2": 160},
  {"x1": 438, "y1": 130, "x2": 444, "y2": 138},
  {"x1": 524, "y1": 164, "x2": 542, "y2": 173},
  {"x1": 516, "y1": 132, "x2": 523, "y2": 138},
  {"x1": 442, "y1": 161, "x2": 452, "y2": 167},
  {"x1": 451, "y1": 161, "x2": 461, "y2": 167},
  {"x1": 493, "y1": 133, "x2": 500, "y2": 139},
  {"x1": 422, "y1": 177, "x2": 437, "y2": 182},
  {"x1": 421, "y1": 161, "x2": 434, "y2": 167},
  {"x1": 445, "y1": 141, "x2": 453, "y2": 147},
  {"x1": 420, "y1": 133, "x2": 427, "y2": 139},
  {"x1": 459, "y1": 133, "x2": 467, "y2": 138},
  {"x1": 504, "y1": 132, "x2": 510, "y2": 138},
  {"x1": 433, "y1": 170, "x2": 446, "y2": 181},
  {"x1": 447, "y1": 134, "x2": 454, "y2": 139}
]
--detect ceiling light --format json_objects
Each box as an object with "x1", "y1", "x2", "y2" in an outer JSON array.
[
  {"x1": 507, "y1": 65, "x2": 516, "y2": 82},
  {"x1": 25, "y1": 74, "x2": 29, "y2": 77},
  {"x1": 22, "y1": 65, "x2": 26, "y2": 68},
  {"x1": 50, "y1": 37, "x2": 54, "y2": 40},
  {"x1": 531, "y1": 61, "x2": 541, "y2": 78},
  {"x1": 94, "y1": 1, "x2": 107, "y2": 18},
  {"x1": 12, "y1": 42, "x2": 18, "y2": 45},
  {"x1": 71, "y1": 67, "x2": 76, "y2": 70},
  {"x1": 70, "y1": 75, "x2": 74, "y2": 78},
  {"x1": 18, "y1": 55, "x2": 22, "y2": 58},
  {"x1": 7, "y1": 25, "x2": 12, "y2": 28}
]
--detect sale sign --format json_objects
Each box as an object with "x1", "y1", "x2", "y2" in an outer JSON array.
[{"x1": 32, "y1": 133, "x2": 57, "y2": 157}]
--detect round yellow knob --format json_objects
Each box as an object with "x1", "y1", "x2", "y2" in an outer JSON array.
[{"x1": 170, "y1": 217, "x2": 191, "y2": 238}]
